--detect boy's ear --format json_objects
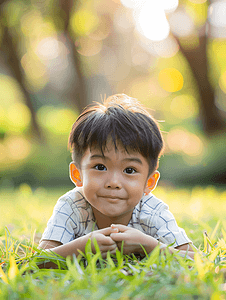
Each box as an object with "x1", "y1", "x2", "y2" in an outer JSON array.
[
  {"x1": 69, "y1": 162, "x2": 83, "y2": 187},
  {"x1": 144, "y1": 171, "x2": 160, "y2": 195}
]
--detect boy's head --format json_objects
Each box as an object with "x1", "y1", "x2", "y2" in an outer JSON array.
[{"x1": 68, "y1": 94, "x2": 164, "y2": 175}]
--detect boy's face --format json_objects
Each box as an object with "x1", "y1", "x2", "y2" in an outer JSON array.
[{"x1": 71, "y1": 140, "x2": 158, "y2": 227}]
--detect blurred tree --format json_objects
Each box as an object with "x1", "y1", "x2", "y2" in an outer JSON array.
[
  {"x1": 0, "y1": 0, "x2": 43, "y2": 140},
  {"x1": 58, "y1": 0, "x2": 88, "y2": 112},
  {"x1": 169, "y1": 0, "x2": 226, "y2": 134},
  {"x1": 0, "y1": 0, "x2": 226, "y2": 186}
]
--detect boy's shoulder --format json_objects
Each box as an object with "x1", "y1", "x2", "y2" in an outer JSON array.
[
  {"x1": 58, "y1": 187, "x2": 89, "y2": 209},
  {"x1": 139, "y1": 193, "x2": 169, "y2": 213}
]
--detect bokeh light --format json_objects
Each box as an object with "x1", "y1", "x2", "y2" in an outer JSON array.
[
  {"x1": 35, "y1": 37, "x2": 69, "y2": 61},
  {"x1": 21, "y1": 10, "x2": 45, "y2": 38},
  {"x1": 4, "y1": 136, "x2": 31, "y2": 161},
  {"x1": 169, "y1": 10, "x2": 195, "y2": 37},
  {"x1": 208, "y1": 1, "x2": 226, "y2": 27},
  {"x1": 186, "y1": 1, "x2": 208, "y2": 27},
  {"x1": 76, "y1": 37, "x2": 103, "y2": 57},
  {"x1": 167, "y1": 128, "x2": 204, "y2": 157},
  {"x1": 70, "y1": 9, "x2": 99, "y2": 36},
  {"x1": 90, "y1": 15, "x2": 111, "y2": 40},
  {"x1": 170, "y1": 95, "x2": 199, "y2": 120},
  {"x1": 162, "y1": 0, "x2": 178, "y2": 13},
  {"x1": 135, "y1": 1, "x2": 170, "y2": 41},
  {"x1": 6, "y1": 103, "x2": 31, "y2": 133},
  {"x1": 121, "y1": 0, "x2": 178, "y2": 13},
  {"x1": 37, "y1": 106, "x2": 77, "y2": 135},
  {"x1": 120, "y1": 0, "x2": 146, "y2": 9},
  {"x1": 21, "y1": 53, "x2": 48, "y2": 92},
  {"x1": 0, "y1": 75, "x2": 25, "y2": 106},
  {"x1": 114, "y1": 8, "x2": 135, "y2": 33},
  {"x1": 158, "y1": 68, "x2": 184, "y2": 92},
  {"x1": 0, "y1": 0, "x2": 225, "y2": 190},
  {"x1": 128, "y1": 76, "x2": 169, "y2": 102},
  {"x1": 153, "y1": 37, "x2": 179, "y2": 58}
]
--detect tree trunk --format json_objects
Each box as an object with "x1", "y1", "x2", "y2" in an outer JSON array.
[
  {"x1": 176, "y1": 25, "x2": 226, "y2": 134},
  {"x1": 1, "y1": 23, "x2": 43, "y2": 141},
  {"x1": 59, "y1": 0, "x2": 89, "y2": 112}
]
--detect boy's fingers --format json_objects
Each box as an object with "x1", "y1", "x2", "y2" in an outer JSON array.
[
  {"x1": 110, "y1": 232, "x2": 125, "y2": 241},
  {"x1": 98, "y1": 227, "x2": 119, "y2": 235},
  {"x1": 102, "y1": 236, "x2": 117, "y2": 245},
  {"x1": 111, "y1": 224, "x2": 128, "y2": 232},
  {"x1": 101, "y1": 244, "x2": 117, "y2": 252}
]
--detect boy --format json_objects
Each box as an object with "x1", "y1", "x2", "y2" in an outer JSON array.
[{"x1": 39, "y1": 94, "x2": 194, "y2": 259}]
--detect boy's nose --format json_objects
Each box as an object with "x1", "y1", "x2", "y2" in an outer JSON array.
[{"x1": 105, "y1": 172, "x2": 122, "y2": 189}]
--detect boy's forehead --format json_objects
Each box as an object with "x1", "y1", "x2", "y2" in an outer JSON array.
[
  {"x1": 90, "y1": 139, "x2": 126, "y2": 154},
  {"x1": 89, "y1": 140, "x2": 141, "y2": 157}
]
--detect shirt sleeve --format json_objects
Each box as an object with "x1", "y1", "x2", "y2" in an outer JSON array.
[
  {"x1": 41, "y1": 198, "x2": 79, "y2": 244},
  {"x1": 152, "y1": 206, "x2": 192, "y2": 247}
]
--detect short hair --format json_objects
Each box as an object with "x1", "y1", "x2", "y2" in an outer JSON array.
[{"x1": 68, "y1": 94, "x2": 164, "y2": 174}]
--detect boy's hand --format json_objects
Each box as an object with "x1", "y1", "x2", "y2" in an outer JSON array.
[
  {"x1": 110, "y1": 224, "x2": 158, "y2": 255},
  {"x1": 88, "y1": 227, "x2": 119, "y2": 258}
]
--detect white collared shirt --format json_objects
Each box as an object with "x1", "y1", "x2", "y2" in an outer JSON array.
[{"x1": 41, "y1": 187, "x2": 192, "y2": 247}]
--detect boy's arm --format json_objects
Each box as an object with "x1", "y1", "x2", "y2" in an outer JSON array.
[
  {"x1": 38, "y1": 227, "x2": 119, "y2": 268},
  {"x1": 110, "y1": 224, "x2": 195, "y2": 259},
  {"x1": 175, "y1": 243, "x2": 194, "y2": 251}
]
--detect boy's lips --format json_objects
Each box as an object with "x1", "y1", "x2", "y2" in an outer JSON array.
[{"x1": 99, "y1": 195, "x2": 124, "y2": 200}]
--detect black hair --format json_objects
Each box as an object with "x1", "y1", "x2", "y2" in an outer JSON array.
[{"x1": 68, "y1": 94, "x2": 164, "y2": 174}]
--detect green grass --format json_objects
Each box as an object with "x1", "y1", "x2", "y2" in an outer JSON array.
[{"x1": 1, "y1": 184, "x2": 226, "y2": 299}]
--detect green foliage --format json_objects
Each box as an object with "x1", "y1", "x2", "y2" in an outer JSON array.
[{"x1": 1, "y1": 186, "x2": 226, "y2": 298}]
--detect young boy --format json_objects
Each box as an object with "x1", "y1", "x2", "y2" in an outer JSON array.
[{"x1": 39, "y1": 94, "x2": 194, "y2": 259}]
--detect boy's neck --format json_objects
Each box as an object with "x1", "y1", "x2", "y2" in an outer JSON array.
[{"x1": 92, "y1": 207, "x2": 132, "y2": 229}]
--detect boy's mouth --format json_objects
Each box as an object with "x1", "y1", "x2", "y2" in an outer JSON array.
[{"x1": 100, "y1": 195, "x2": 123, "y2": 200}]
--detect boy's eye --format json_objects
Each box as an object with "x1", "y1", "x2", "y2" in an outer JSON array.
[
  {"x1": 124, "y1": 167, "x2": 136, "y2": 174},
  {"x1": 94, "y1": 164, "x2": 107, "y2": 171}
]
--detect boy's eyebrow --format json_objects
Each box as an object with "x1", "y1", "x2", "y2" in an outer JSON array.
[
  {"x1": 90, "y1": 154, "x2": 106, "y2": 160},
  {"x1": 123, "y1": 157, "x2": 143, "y2": 165},
  {"x1": 90, "y1": 154, "x2": 143, "y2": 165}
]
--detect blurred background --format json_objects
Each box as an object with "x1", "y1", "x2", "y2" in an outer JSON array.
[{"x1": 0, "y1": 0, "x2": 226, "y2": 189}]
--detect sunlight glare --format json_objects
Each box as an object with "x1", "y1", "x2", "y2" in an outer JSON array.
[
  {"x1": 162, "y1": 0, "x2": 178, "y2": 13},
  {"x1": 135, "y1": 1, "x2": 170, "y2": 41},
  {"x1": 208, "y1": 1, "x2": 226, "y2": 27},
  {"x1": 190, "y1": 200, "x2": 202, "y2": 219},
  {"x1": 120, "y1": 0, "x2": 146, "y2": 9},
  {"x1": 121, "y1": 0, "x2": 178, "y2": 12},
  {"x1": 121, "y1": 0, "x2": 178, "y2": 41}
]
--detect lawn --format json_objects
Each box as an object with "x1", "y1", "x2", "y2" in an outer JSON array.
[{"x1": 0, "y1": 184, "x2": 226, "y2": 299}]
